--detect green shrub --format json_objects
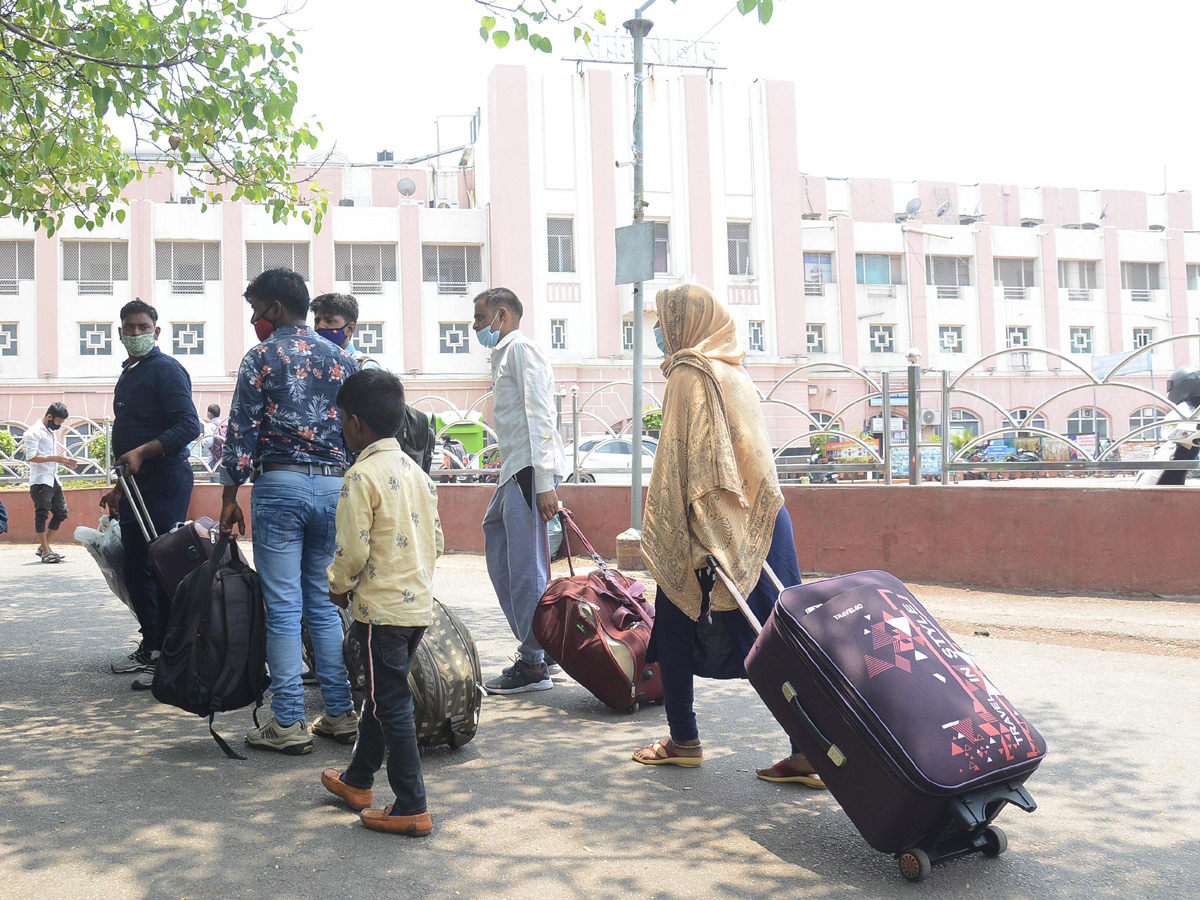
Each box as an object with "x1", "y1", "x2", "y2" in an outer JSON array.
[
  {"x1": 642, "y1": 408, "x2": 663, "y2": 431},
  {"x1": 0, "y1": 429, "x2": 16, "y2": 458},
  {"x1": 88, "y1": 433, "x2": 109, "y2": 466}
]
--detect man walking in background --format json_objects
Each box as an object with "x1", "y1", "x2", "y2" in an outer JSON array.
[
  {"x1": 23, "y1": 402, "x2": 77, "y2": 564},
  {"x1": 472, "y1": 287, "x2": 568, "y2": 694}
]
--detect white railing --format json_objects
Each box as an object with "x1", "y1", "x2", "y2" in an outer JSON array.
[
  {"x1": 171, "y1": 280, "x2": 205, "y2": 295},
  {"x1": 866, "y1": 284, "x2": 897, "y2": 300},
  {"x1": 78, "y1": 280, "x2": 114, "y2": 295},
  {"x1": 351, "y1": 281, "x2": 383, "y2": 295},
  {"x1": 0, "y1": 278, "x2": 17, "y2": 296},
  {"x1": 1002, "y1": 286, "x2": 1027, "y2": 301},
  {"x1": 547, "y1": 282, "x2": 581, "y2": 303},
  {"x1": 935, "y1": 285, "x2": 962, "y2": 299},
  {"x1": 438, "y1": 280, "x2": 468, "y2": 296},
  {"x1": 1067, "y1": 289, "x2": 1091, "y2": 302},
  {"x1": 804, "y1": 282, "x2": 825, "y2": 297},
  {"x1": 727, "y1": 283, "x2": 760, "y2": 305},
  {"x1": 1130, "y1": 289, "x2": 1152, "y2": 303}
]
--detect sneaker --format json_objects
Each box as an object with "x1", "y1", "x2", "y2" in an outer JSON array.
[
  {"x1": 546, "y1": 662, "x2": 564, "y2": 677},
  {"x1": 111, "y1": 643, "x2": 159, "y2": 674},
  {"x1": 312, "y1": 708, "x2": 360, "y2": 745},
  {"x1": 245, "y1": 715, "x2": 314, "y2": 756},
  {"x1": 131, "y1": 669, "x2": 156, "y2": 691},
  {"x1": 484, "y1": 658, "x2": 553, "y2": 695}
]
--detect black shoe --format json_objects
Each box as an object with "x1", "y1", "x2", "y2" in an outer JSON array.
[
  {"x1": 112, "y1": 643, "x2": 159, "y2": 674},
  {"x1": 131, "y1": 668, "x2": 156, "y2": 691}
]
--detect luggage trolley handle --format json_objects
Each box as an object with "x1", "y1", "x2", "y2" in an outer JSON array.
[{"x1": 114, "y1": 464, "x2": 159, "y2": 544}]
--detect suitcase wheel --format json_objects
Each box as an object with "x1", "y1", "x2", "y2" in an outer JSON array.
[
  {"x1": 626, "y1": 702, "x2": 640, "y2": 714},
  {"x1": 981, "y1": 825, "x2": 1008, "y2": 858},
  {"x1": 897, "y1": 848, "x2": 931, "y2": 883}
]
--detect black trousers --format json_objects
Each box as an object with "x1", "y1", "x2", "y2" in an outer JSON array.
[{"x1": 30, "y1": 483, "x2": 68, "y2": 533}]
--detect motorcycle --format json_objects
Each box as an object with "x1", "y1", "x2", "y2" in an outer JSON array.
[{"x1": 1136, "y1": 365, "x2": 1200, "y2": 487}]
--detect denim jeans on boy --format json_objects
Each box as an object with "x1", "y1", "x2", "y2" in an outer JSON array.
[
  {"x1": 343, "y1": 621, "x2": 428, "y2": 816},
  {"x1": 251, "y1": 470, "x2": 353, "y2": 725}
]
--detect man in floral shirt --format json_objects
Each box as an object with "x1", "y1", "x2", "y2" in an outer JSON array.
[{"x1": 219, "y1": 267, "x2": 359, "y2": 756}]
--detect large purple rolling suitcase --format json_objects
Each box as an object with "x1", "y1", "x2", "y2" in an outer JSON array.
[{"x1": 742, "y1": 569, "x2": 1046, "y2": 882}]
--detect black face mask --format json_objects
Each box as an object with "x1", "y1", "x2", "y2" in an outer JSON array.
[{"x1": 46, "y1": 419, "x2": 61, "y2": 431}]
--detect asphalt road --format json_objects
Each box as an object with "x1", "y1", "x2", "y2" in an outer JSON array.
[{"x1": 1, "y1": 543, "x2": 1198, "y2": 900}]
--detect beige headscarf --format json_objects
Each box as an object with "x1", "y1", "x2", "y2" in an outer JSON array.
[{"x1": 641, "y1": 284, "x2": 784, "y2": 620}]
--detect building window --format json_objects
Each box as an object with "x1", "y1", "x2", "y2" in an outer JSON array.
[
  {"x1": 0, "y1": 322, "x2": 16, "y2": 355},
  {"x1": 334, "y1": 244, "x2": 397, "y2": 294},
  {"x1": 727, "y1": 222, "x2": 753, "y2": 276},
  {"x1": 622, "y1": 320, "x2": 634, "y2": 351},
  {"x1": 1007, "y1": 326, "x2": 1030, "y2": 348},
  {"x1": 748, "y1": 320, "x2": 765, "y2": 353},
  {"x1": 1188, "y1": 264, "x2": 1200, "y2": 291},
  {"x1": 0, "y1": 241, "x2": 34, "y2": 294},
  {"x1": 422, "y1": 245, "x2": 483, "y2": 295},
  {"x1": 994, "y1": 258, "x2": 1036, "y2": 288},
  {"x1": 550, "y1": 318, "x2": 567, "y2": 350},
  {"x1": 63, "y1": 241, "x2": 129, "y2": 294},
  {"x1": 547, "y1": 219, "x2": 575, "y2": 273},
  {"x1": 938, "y1": 326, "x2": 964, "y2": 353},
  {"x1": 926, "y1": 255, "x2": 972, "y2": 298},
  {"x1": 806, "y1": 323, "x2": 826, "y2": 354},
  {"x1": 1121, "y1": 262, "x2": 1160, "y2": 297},
  {"x1": 1129, "y1": 406, "x2": 1165, "y2": 440},
  {"x1": 869, "y1": 324, "x2": 896, "y2": 354},
  {"x1": 948, "y1": 408, "x2": 981, "y2": 438},
  {"x1": 1069, "y1": 326, "x2": 1093, "y2": 354},
  {"x1": 803, "y1": 252, "x2": 833, "y2": 296},
  {"x1": 171, "y1": 323, "x2": 205, "y2": 355},
  {"x1": 1005, "y1": 409, "x2": 1047, "y2": 439},
  {"x1": 356, "y1": 323, "x2": 384, "y2": 355},
  {"x1": 78, "y1": 322, "x2": 113, "y2": 356},
  {"x1": 438, "y1": 322, "x2": 471, "y2": 354},
  {"x1": 652, "y1": 222, "x2": 670, "y2": 275},
  {"x1": 1132, "y1": 327, "x2": 1155, "y2": 349},
  {"x1": 246, "y1": 242, "x2": 310, "y2": 280},
  {"x1": 155, "y1": 242, "x2": 220, "y2": 294},
  {"x1": 856, "y1": 254, "x2": 903, "y2": 285},
  {"x1": 1067, "y1": 407, "x2": 1108, "y2": 439},
  {"x1": 1059, "y1": 260, "x2": 1099, "y2": 293}
]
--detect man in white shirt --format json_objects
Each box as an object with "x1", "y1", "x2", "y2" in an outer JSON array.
[
  {"x1": 22, "y1": 402, "x2": 78, "y2": 562},
  {"x1": 472, "y1": 287, "x2": 569, "y2": 694}
]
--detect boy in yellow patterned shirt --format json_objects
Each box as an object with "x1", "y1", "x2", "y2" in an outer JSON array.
[{"x1": 319, "y1": 369, "x2": 444, "y2": 836}]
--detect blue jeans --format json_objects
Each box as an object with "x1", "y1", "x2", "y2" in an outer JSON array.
[
  {"x1": 343, "y1": 621, "x2": 428, "y2": 816},
  {"x1": 251, "y1": 470, "x2": 352, "y2": 725}
]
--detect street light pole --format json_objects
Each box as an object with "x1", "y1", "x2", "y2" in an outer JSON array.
[
  {"x1": 625, "y1": 1, "x2": 655, "y2": 532},
  {"x1": 906, "y1": 348, "x2": 922, "y2": 484}
]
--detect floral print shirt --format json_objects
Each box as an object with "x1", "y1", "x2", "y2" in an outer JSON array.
[
  {"x1": 327, "y1": 438, "x2": 444, "y2": 627},
  {"x1": 222, "y1": 325, "x2": 356, "y2": 485}
]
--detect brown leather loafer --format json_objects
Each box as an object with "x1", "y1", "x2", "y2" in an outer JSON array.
[
  {"x1": 360, "y1": 805, "x2": 433, "y2": 836},
  {"x1": 321, "y1": 768, "x2": 373, "y2": 811}
]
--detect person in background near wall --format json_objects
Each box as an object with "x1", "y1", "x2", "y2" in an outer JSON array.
[
  {"x1": 311, "y1": 292, "x2": 379, "y2": 371},
  {"x1": 23, "y1": 402, "x2": 78, "y2": 563},
  {"x1": 472, "y1": 287, "x2": 569, "y2": 695},
  {"x1": 220, "y1": 267, "x2": 358, "y2": 756},
  {"x1": 101, "y1": 299, "x2": 201, "y2": 690},
  {"x1": 200, "y1": 403, "x2": 224, "y2": 468},
  {"x1": 632, "y1": 284, "x2": 827, "y2": 789}
]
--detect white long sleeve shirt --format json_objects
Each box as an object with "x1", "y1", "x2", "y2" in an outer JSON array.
[
  {"x1": 22, "y1": 421, "x2": 61, "y2": 487},
  {"x1": 490, "y1": 330, "x2": 568, "y2": 493}
]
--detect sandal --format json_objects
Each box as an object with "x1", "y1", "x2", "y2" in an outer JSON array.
[
  {"x1": 755, "y1": 755, "x2": 827, "y2": 788},
  {"x1": 632, "y1": 737, "x2": 703, "y2": 767},
  {"x1": 41, "y1": 551, "x2": 63, "y2": 564}
]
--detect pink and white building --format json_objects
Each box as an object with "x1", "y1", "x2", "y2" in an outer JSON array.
[{"x1": 1, "y1": 62, "x2": 1198, "y2": 444}]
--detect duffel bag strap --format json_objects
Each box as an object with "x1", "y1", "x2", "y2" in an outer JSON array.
[{"x1": 558, "y1": 508, "x2": 606, "y2": 569}]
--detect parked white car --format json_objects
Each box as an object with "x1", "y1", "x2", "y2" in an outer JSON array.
[{"x1": 563, "y1": 436, "x2": 658, "y2": 485}]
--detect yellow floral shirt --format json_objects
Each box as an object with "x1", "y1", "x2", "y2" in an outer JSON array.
[{"x1": 327, "y1": 438, "x2": 444, "y2": 626}]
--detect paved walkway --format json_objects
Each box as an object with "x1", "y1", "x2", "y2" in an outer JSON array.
[{"x1": 0, "y1": 542, "x2": 1197, "y2": 899}]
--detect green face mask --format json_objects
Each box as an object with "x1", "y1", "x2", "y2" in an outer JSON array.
[{"x1": 120, "y1": 333, "x2": 156, "y2": 358}]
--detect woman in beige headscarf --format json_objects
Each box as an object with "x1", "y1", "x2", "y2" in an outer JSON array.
[{"x1": 632, "y1": 284, "x2": 824, "y2": 787}]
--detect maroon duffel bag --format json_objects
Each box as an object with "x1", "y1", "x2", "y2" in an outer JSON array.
[{"x1": 532, "y1": 509, "x2": 662, "y2": 712}]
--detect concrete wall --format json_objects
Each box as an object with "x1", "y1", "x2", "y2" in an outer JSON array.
[{"x1": 3, "y1": 483, "x2": 1193, "y2": 597}]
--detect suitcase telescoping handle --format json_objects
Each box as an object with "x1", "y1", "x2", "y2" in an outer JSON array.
[
  {"x1": 704, "y1": 554, "x2": 785, "y2": 635},
  {"x1": 114, "y1": 464, "x2": 159, "y2": 544}
]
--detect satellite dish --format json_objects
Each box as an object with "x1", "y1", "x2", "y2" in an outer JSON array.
[
  {"x1": 905, "y1": 198, "x2": 922, "y2": 216},
  {"x1": 936, "y1": 201, "x2": 952, "y2": 218},
  {"x1": 397, "y1": 178, "x2": 416, "y2": 198}
]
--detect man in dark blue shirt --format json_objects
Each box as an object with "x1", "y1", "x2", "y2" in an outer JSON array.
[
  {"x1": 220, "y1": 267, "x2": 358, "y2": 756},
  {"x1": 101, "y1": 299, "x2": 201, "y2": 689}
]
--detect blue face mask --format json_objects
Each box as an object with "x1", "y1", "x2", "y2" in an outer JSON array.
[
  {"x1": 316, "y1": 327, "x2": 347, "y2": 348},
  {"x1": 476, "y1": 312, "x2": 501, "y2": 349},
  {"x1": 654, "y1": 326, "x2": 668, "y2": 355}
]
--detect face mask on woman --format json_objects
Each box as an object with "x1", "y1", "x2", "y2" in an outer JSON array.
[{"x1": 654, "y1": 326, "x2": 667, "y2": 355}]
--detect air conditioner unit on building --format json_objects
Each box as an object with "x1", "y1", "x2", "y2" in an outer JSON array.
[
  {"x1": 338, "y1": 199, "x2": 355, "y2": 207},
  {"x1": 920, "y1": 409, "x2": 941, "y2": 426}
]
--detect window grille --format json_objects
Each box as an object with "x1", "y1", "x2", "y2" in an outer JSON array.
[
  {"x1": 1007, "y1": 326, "x2": 1030, "y2": 348},
  {"x1": 156, "y1": 242, "x2": 220, "y2": 294},
  {"x1": 1069, "y1": 326, "x2": 1093, "y2": 354},
  {"x1": 1132, "y1": 327, "x2": 1155, "y2": 349},
  {"x1": 78, "y1": 322, "x2": 113, "y2": 356},
  {"x1": 939, "y1": 325, "x2": 964, "y2": 353},
  {"x1": 246, "y1": 242, "x2": 310, "y2": 280},
  {"x1": 0, "y1": 322, "x2": 16, "y2": 355},
  {"x1": 172, "y1": 323, "x2": 205, "y2": 355},
  {"x1": 550, "y1": 318, "x2": 566, "y2": 350},
  {"x1": 747, "y1": 320, "x2": 765, "y2": 353},
  {"x1": 869, "y1": 324, "x2": 895, "y2": 353},
  {"x1": 806, "y1": 324, "x2": 825, "y2": 354},
  {"x1": 727, "y1": 223, "x2": 753, "y2": 276},
  {"x1": 803, "y1": 252, "x2": 833, "y2": 284},
  {"x1": 0, "y1": 241, "x2": 33, "y2": 294},
  {"x1": 926, "y1": 255, "x2": 972, "y2": 287},
  {"x1": 652, "y1": 222, "x2": 670, "y2": 275},
  {"x1": 622, "y1": 320, "x2": 634, "y2": 351},
  {"x1": 1120, "y1": 261, "x2": 1161, "y2": 291},
  {"x1": 422, "y1": 245, "x2": 483, "y2": 294},
  {"x1": 63, "y1": 241, "x2": 129, "y2": 294},
  {"x1": 856, "y1": 254, "x2": 902, "y2": 286},
  {"x1": 547, "y1": 220, "x2": 575, "y2": 273},
  {"x1": 356, "y1": 323, "x2": 385, "y2": 354},
  {"x1": 334, "y1": 244, "x2": 397, "y2": 294},
  {"x1": 438, "y1": 322, "x2": 471, "y2": 354}
]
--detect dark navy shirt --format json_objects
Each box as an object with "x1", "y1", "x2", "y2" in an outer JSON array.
[
  {"x1": 223, "y1": 325, "x2": 357, "y2": 485},
  {"x1": 112, "y1": 346, "x2": 201, "y2": 470}
]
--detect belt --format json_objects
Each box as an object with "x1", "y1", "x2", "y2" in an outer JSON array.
[{"x1": 261, "y1": 462, "x2": 346, "y2": 477}]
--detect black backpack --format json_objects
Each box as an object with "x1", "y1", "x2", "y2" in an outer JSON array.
[
  {"x1": 396, "y1": 405, "x2": 435, "y2": 474},
  {"x1": 152, "y1": 534, "x2": 268, "y2": 759}
]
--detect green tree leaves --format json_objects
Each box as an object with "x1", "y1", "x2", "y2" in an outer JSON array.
[{"x1": 0, "y1": 0, "x2": 325, "y2": 234}]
